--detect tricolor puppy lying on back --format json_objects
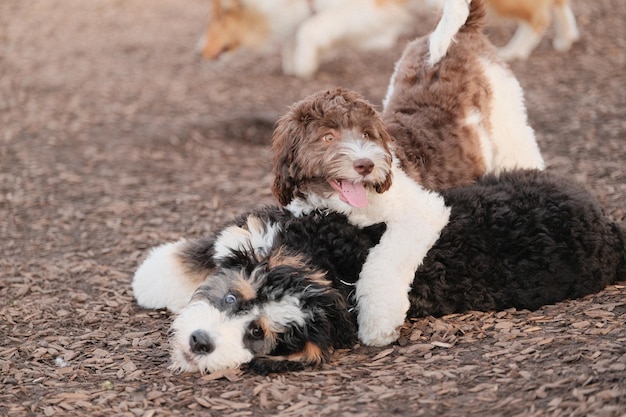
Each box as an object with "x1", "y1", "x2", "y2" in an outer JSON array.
[{"x1": 132, "y1": 170, "x2": 626, "y2": 375}]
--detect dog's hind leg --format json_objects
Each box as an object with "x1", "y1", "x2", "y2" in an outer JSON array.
[
  {"x1": 551, "y1": 0, "x2": 579, "y2": 51},
  {"x1": 286, "y1": 1, "x2": 410, "y2": 78},
  {"x1": 480, "y1": 58, "x2": 544, "y2": 171},
  {"x1": 498, "y1": 20, "x2": 546, "y2": 61}
]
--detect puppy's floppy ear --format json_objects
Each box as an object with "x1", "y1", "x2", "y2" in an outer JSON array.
[
  {"x1": 271, "y1": 113, "x2": 304, "y2": 206},
  {"x1": 316, "y1": 288, "x2": 358, "y2": 349},
  {"x1": 290, "y1": 285, "x2": 357, "y2": 360},
  {"x1": 374, "y1": 119, "x2": 395, "y2": 194},
  {"x1": 211, "y1": 0, "x2": 222, "y2": 18},
  {"x1": 178, "y1": 236, "x2": 218, "y2": 276}
]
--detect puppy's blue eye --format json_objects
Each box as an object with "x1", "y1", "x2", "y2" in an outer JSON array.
[{"x1": 224, "y1": 294, "x2": 237, "y2": 305}]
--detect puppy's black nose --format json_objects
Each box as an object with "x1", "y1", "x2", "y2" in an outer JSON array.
[
  {"x1": 354, "y1": 158, "x2": 374, "y2": 176},
  {"x1": 189, "y1": 330, "x2": 215, "y2": 354}
]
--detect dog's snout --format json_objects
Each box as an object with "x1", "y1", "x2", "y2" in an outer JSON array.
[
  {"x1": 189, "y1": 330, "x2": 215, "y2": 355},
  {"x1": 354, "y1": 158, "x2": 374, "y2": 176}
]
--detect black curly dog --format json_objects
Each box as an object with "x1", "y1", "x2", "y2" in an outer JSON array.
[
  {"x1": 273, "y1": 171, "x2": 625, "y2": 319},
  {"x1": 146, "y1": 170, "x2": 626, "y2": 374}
]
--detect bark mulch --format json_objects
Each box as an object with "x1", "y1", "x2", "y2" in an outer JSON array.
[{"x1": 1, "y1": 0, "x2": 625, "y2": 416}]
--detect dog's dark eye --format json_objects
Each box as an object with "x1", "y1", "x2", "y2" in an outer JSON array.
[
  {"x1": 362, "y1": 132, "x2": 369, "y2": 140},
  {"x1": 224, "y1": 293, "x2": 237, "y2": 305},
  {"x1": 249, "y1": 323, "x2": 264, "y2": 339},
  {"x1": 322, "y1": 133, "x2": 335, "y2": 142}
]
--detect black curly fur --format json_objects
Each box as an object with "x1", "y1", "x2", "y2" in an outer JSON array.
[
  {"x1": 258, "y1": 172, "x2": 624, "y2": 323},
  {"x1": 407, "y1": 170, "x2": 626, "y2": 317}
]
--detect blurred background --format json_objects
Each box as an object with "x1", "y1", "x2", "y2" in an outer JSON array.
[{"x1": 1, "y1": 1, "x2": 625, "y2": 415}]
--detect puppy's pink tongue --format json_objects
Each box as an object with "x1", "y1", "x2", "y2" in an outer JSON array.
[{"x1": 329, "y1": 180, "x2": 368, "y2": 208}]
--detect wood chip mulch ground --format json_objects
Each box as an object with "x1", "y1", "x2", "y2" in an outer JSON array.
[{"x1": 1, "y1": 0, "x2": 625, "y2": 416}]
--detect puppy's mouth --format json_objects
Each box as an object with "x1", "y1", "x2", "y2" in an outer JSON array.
[{"x1": 328, "y1": 179, "x2": 368, "y2": 208}]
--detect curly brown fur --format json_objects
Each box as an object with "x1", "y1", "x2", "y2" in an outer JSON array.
[{"x1": 382, "y1": 0, "x2": 543, "y2": 190}]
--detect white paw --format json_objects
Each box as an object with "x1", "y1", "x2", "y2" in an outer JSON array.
[
  {"x1": 358, "y1": 319, "x2": 401, "y2": 347},
  {"x1": 552, "y1": 34, "x2": 579, "y2": 52},
  {"x1": 497, "y1": 46, "x2": 530, "y2": 61},
  {"x1": 353, "y1": 235, "x2": 420, "y2": 346},
  {"x1": 356, "y1": 294, "x2": 408, "y2": 347},
  {"x1": 290, "y1": 46, "x2": 319, "y2": 78}
]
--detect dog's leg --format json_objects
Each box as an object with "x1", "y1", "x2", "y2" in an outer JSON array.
[
  {"x1": 479, "y1": 58, "x2": 545, "y2": 171},
  {"x1": 498, "y1": 12, "x2": 548, "y2": 61},
  {"x1": 281, "y1": 38, "x2": 297, "y2": 76},
  {"x1": 132, "y1": 240, "x2": 204, "y2": 313},
  {"x1": 286, "y1": 11, "x2": 339, "y2": 78},
  {"x1": 287, "y1": 1, "x2": 410, "y2": 78},
  {"x1": 551, "y1": 1, "x2": 580, "y2": 51},
  {"x1": 352, "y1": 166, "x2": 450, "y2": 346}
]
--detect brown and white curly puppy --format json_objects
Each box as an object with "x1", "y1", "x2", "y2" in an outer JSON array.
[
  {"x1": 271, "y1": 0, "x2": 544, "y2": 347},
  {"x1": 382, "y1": 0, "x2": 544, "y2": 190},
  {"x1": 273, "y1": 87, "x2": 451, "y2": 347}
]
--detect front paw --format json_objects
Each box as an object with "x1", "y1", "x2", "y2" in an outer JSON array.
[
  {"x1": 552, "y1": 34, "x2": 578, "y2": 52},
  {"x1": 358, "y1": 322, "x2": 400, "y2": 347},
  {"x1": 355, "y1": 262, "x2": 412, "y2": 346},
  {"x1": 356, "y1": 303, "x2": 406, "y2": 347},
  {"x1": 132, "y1": 240, "x2": 199, "y2": 313}
]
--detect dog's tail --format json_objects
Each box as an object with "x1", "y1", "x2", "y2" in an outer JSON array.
[{"x1": 427, "y1": 0, "x2": 486, "y2": 66}]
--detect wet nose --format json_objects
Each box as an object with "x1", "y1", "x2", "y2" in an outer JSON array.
[
  {"x1": 353, "y1": 158, "x2": 374, "y2": 176},
  {"x1": 189, "y1": 330, "x2": 215, "y2": 354}
]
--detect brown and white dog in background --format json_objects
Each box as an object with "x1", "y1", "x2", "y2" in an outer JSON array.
[{"x1": 195, "y1": 0, "x2": 440, "y2": 78}]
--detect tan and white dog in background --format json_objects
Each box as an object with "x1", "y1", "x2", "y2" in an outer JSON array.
[
  {"x1": 486, "y1": 0, "x2": 580, "y2": 60},
  {"x1": 196, "y1": 0, "x2": 579, "y2": 77},
  {"x1": 196, "y1": 0, "x2": 440, "y2": 78}
]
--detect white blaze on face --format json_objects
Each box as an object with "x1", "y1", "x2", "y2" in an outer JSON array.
[
  {"x1": 170, "y1": 301, "x2": 256, "y2": 373},
  {"x1": 335, "y1": 133, "x2": 392, "y2": 181}
]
